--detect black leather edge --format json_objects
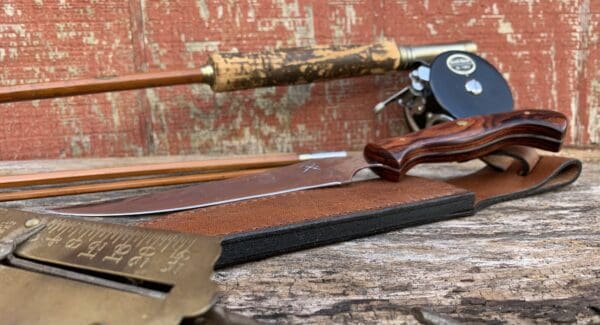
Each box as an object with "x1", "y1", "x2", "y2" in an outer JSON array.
[
  {"x1": 474, "y1": 158, "x2": 582, "y2": 211},
  {"x1": 216, "y1": 192, "x2": 475, "y2": 268}
]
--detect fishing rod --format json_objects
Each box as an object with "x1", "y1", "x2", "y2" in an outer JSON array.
[{"x1": 0, "y1": 40, "x2": 476, "y2": 103}]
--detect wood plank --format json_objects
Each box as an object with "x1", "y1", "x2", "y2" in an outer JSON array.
[
  {"x1": 0, "y1": 1, "x2": 597, "y2": 161},
  {"x1": 0, "y1": 149, "x2": 597, "y2": 323}
]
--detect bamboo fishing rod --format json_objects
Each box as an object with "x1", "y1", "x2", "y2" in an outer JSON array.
[
  {"x1": 0, "y1": 168, "x2": 268, "y2": 202},
  {"x1": 0, "y1": 152, "x2": 348, "y2": 201},
  {"x1": 0, "y1": 152, "x2": 346, "y2": 188},
  {"x1": 0, "y1": 40, "x2": 476, "y2": 103}
]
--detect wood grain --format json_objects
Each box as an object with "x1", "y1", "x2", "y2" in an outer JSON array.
[
  {"x1": 364, "y1": 110, "x2": 567, "y2": 181},
  {"x1": 0, "y1": 151, "x2": 596, "y2": 324},
  {"x1": 0, "y1": 70, "x2": 207, "y2": 103}
]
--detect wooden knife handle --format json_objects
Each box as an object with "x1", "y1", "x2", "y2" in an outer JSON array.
[{"x1": 363, "y1": 109, "x2": 567, "y2": 181}]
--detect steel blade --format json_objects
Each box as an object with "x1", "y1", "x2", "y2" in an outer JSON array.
[{"x1": 52, "y1": 154, "x2": 376, "y2": 217}]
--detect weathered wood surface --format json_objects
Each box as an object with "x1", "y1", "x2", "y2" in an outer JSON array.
[
  {"x1": 0, "y1": 1, "x2": 598, "y2": 161},
  {"x1": 0, "y1": 149, "x2": 598, "y2": 324}
]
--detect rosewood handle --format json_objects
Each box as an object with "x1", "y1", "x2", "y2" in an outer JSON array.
[{"x1": 363, "y1": 109, "x2": 567, "y2": 181}]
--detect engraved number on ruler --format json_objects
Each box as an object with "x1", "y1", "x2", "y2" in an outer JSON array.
[
  {"x1": 161, "y1": 248, "x2": 191, "y2": 275},
  {"x1": 77, "y1": 240, "x2": 108, "y2": 260},
  {"x1": 128, "y1": 246, "x2": 156, "y2": 269},
  {"x1": 35, "y1": 219, "x2": 197, "y2": 274},
  {"x1": 102, "y1": 243, "x2": 132, "y2": 264}
]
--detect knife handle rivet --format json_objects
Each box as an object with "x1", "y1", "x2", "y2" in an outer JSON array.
[
  {"x1": 456, "y1": 120, "x2": 469, "y2": 127},
  {"x1": 25, "y1": 218, "x2": 40, "y2": 228}
]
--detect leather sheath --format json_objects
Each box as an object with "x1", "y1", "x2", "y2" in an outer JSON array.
[{"x1": 139, "y1": 155, "x2": 581, "y2": 268}]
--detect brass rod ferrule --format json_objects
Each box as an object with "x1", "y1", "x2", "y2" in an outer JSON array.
[{"x1": 398, "y1": 41, "x2": 478, "y2": 69}]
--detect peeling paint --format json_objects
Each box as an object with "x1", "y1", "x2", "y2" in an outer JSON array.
[
  {"x1": 511, "y1": 0, "x2": 535, "y2": 14},
  {"x1": 0, "y1": 0, "x2": 596, "y2": 161},
  {"x1": 90, "y1": 98, "x2": 106, "y2": 123},
  {"x1": 588, "y1": 79, "x2": 599, "y2": 144},
  {"x1": 330, "y1": 4, "x2": 358, "y2": 44},
  {"x1": 55, "y1": 23, "x2": 79, "y2": 40},
  {"x1": 571, "y1": 0, "x2": 591, "y2": 143},
  {"x1": 497, "y1": 17, "x2": 517, "y2": 44},
  {"x1": 148, "y1": 43, "x2": 167, "y2": 69},
  {"x1": 145, "y1": 88, "x2": 169, "y2": 152},
  {"x1": 106, "y1": 93, "x2": 121, "y2": 128},
  {"x1": 185, "y1": 41, "x2": 220, "y2": 53},
  {"x1": 66, "y1": 66, "x2": 81, "y2": 77},
  {"x1": 549, "y1": 42, "x2": 559, "y2": 110},
  {"x1": 0, "y1": 24, "x2": 26, "y2": 38},
  {"x1": 217, "y1": 5, "x2": 223, "y2": 19},
  {"x1": 196, "y1": 0, "x2": 210, "y2": 21},
  {"x1": 252, "y1": 84, "x2": 312, "y2": 117},
  {"x1": 58, "y1": 0, "x2": 69, "y2": 9},
  {"x1": 189, "y1": 84, "x2": 214, "y2": 103},
  {"x1": 7, "y1": 48, "x2": 17, "y2": 59},
  {"x1": 257, "y1": 0, "x2": 315, "y2": 47},
  {"x1": 426, "y1": 23, "x2": 437, "y2": 35},
  {"x1": 47, "y1": 48, "x2": 68, "y2": 60},
  {"x1": 3, "y1": 4, "x2": 15, "y2": 17},
  {"x1": 82, "y1": 32, "x2": 99, "y2": 45},
  {"x1": 69, "y1": 135, "x2": 91, "y2": 157},
  {"x1": 344, "y1": 5, "x2": 357, "y2": 32}
]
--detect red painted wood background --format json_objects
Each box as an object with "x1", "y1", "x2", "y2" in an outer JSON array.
[{"x1": 0, "y1": 1, "x2": 598, "y2": 160}]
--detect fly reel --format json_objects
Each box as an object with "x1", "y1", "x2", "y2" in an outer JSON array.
[{"x1": 374, "y1": 51, "x2": 513, "y2": 131}]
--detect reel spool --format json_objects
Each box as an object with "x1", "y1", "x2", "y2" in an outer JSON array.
[{"x1": 374, "y1": 51, "x2": 513, "y2": 131}]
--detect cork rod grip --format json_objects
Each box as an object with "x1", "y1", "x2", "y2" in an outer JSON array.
[
  {"x1": 363, "y1": 110, "x2": 567, "y2": 181},
  {"x1": 209, "y1": 40, "x2": 401, "y2": 92}
]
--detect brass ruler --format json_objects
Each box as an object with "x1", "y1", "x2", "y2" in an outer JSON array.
[{"x1": 0, "y1": 208, "x2": 221, "y2": 324}]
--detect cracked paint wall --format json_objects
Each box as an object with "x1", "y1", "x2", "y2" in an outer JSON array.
[{"x1": 0, "y1": 0, "x2": 597, "y2": 160}]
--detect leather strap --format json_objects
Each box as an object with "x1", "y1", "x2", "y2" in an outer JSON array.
[
  {"x1": 139, "y1": 155, "x2": 581, "y2": 268},
  {"x1": 447, "y1": 155, "x2": 581, "y2": 210},
  {"x1": 482, "y1": 146, "x2": 541, "y2": 175}
]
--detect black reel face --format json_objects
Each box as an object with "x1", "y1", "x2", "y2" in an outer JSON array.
[
  {"x1": 374, "y1": 51, "x2": 514, "y2": 131},
  {"x1": 429, "y1": 51, "x2": 513, "y2": 119}
]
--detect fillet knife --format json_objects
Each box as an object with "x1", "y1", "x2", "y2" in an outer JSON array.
[{"x1": 53, "y1": 109, "x2": 567, "y2": 217}]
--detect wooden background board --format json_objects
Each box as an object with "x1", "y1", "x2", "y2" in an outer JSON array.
[
  {"x1": 0, "y1": 1, "x2": 598, "y2": 160},
  {"x1": 0, "y1": 150, "x2": 597, "y2": 323}
]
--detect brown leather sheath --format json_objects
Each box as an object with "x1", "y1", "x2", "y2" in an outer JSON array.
[{"x1": 139, "y1": 155, "x2": 581, "y2": 268}]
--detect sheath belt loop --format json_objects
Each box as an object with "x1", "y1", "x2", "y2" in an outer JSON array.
[{"x1": 481, "y1": 146, "x2": 541, "y2": 176}]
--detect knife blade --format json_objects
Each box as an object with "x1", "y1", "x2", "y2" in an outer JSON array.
[{"x1": 52, "y1": 109, "x2": 566, "y2": 217}]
